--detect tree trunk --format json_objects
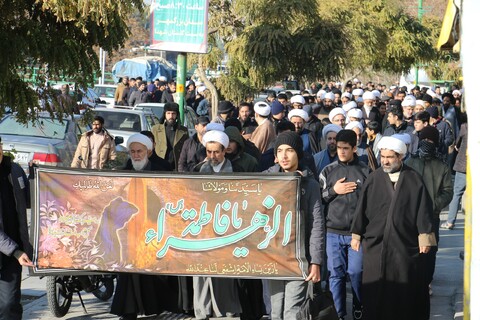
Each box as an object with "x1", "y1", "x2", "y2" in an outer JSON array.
[
  {"x1": 196, "y1": 55, "x2": 218, "y2": 118},
  {"x1": 341, "y1": 69, "x2": 363, "y2": 87}
]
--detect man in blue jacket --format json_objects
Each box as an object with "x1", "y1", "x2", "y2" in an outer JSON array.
[
  {"x1": 319, "y1": 130, "x2": 370, "y2": 320},
  {"x1": 0, "y1": 137, "x2": 34, "y2": 319}
]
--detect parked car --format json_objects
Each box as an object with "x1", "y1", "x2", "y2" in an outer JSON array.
[
  {"x1": 0, "y1": 114, "x2": 86, "y2": 172},
  {"x1": 93, "y1": 107, "x2": 160, "y2": 147},
  {"x1": 93, "y1": 84, "x2": 117, "y2": 106},
  {"x1": 134, "y1": 103, "x2": 198, "y2": 137},
  {"x1": 80, "y1": 87, "x2": 106, "y2": 108},
  {"x1": 0, "y1": 113, "x2": 128, "y2": 172}
]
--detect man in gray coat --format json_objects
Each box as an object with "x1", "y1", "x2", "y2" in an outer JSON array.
[
  {"x1": 264, "y1": 131, "x2": 325, "y2": 319},
  {"x1": 405, "y1": 126, "x2": 453, "y2": 295}
]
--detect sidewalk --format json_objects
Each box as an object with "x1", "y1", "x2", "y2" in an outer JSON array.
[{"x1": 21, "y1": 213, "x2": 465, "y2": 320}]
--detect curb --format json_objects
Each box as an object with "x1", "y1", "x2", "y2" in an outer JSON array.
[{"x1": 454, "y1": 290, "x2": 464, "y2": 320}]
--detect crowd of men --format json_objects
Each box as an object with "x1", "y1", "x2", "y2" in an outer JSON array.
[
  {"x1": 113, "y1": 75, "x2": 202, "y2": 110},
  {"x1": 0, "y1": 78, "x2": 468, "y2": 320}
]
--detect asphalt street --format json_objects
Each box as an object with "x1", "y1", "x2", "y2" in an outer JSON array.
[{"x1": 21, "y1": 212, "x2": 465, "y2": 320}]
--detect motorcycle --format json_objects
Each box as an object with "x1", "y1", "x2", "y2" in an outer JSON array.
[{"x1": 45, "y1": 274, "x2": 115, "y2": 317}]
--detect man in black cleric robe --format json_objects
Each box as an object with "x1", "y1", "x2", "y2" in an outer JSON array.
[
  {"x1": 350, "y1": 136, "x2": 437, "y2": 320},
  {"x1": 110, "y1": 133, "x2": 179, "y2": 320}
]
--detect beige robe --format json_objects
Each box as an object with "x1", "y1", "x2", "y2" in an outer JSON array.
[{"x1": 249, "y1": 118, "x2": 276, "y2": 153}]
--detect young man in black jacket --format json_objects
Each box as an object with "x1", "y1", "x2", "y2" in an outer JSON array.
[
  {"x1": 319, "y1": 130, "x2": 370, "y2": 320},
  {"x1": 0, "y1": 137, "x2": 34, "y2": 320},
  {"x1": 264, "y1": 131, "x2": 325, "y2": 319}
]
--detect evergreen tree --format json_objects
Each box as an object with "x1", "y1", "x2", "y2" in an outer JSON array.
[{"x1": 0, "y1": 0, "x2": 142, "y2": 121}]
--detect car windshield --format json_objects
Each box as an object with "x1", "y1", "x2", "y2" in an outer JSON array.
[
  {"x1": 93, "y1": 86, "x2": 115, "y2": 99},
  {"x1": 137, "y1": 105, "x2": 164, "y2": 119},
  {"x1": 0, "y1": 116, "x2": 68, "y2": 139},
  {"x1": 94, "y1": 111, "x2": 141, "y2": 132},
  {"x1": 149, "y1": 107, "x2": 164, "y2": 119}
]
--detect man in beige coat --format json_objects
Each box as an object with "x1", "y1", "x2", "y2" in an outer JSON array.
[
  {"x1": 151, "y1": 102, "x2": 189, "y2": 171},
  {"x1": 71, "y1": 116, "x2": 117, "y2": 169}
]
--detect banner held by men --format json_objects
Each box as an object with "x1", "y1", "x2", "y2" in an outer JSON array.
[{"x1": 31, "y1": 168, "x2": 307, "y2": 279}]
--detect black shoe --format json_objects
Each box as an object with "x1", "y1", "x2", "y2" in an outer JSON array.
[
  {"x1": 119, "y1": 314, "x2": 137, "y2": 320},
  {"x1": 184, "y1": 310, "x2": 195, "y2": 316}
]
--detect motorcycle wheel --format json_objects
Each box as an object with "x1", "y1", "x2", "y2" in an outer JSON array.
[
  {"x1": 46, "y1": 276, "x2": 73, "y2": 317},
  {"x1": 92, "y1": 276, "x2": 115, "y2": 301}
]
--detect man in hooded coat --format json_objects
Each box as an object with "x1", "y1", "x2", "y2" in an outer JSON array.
[{"x1": 224, "y1": 126, "x2": 259, "y2": 173}]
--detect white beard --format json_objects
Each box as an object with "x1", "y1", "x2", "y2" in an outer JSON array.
[{"x1": 132, "y1": 157, "x2": 148, "y2": 171}]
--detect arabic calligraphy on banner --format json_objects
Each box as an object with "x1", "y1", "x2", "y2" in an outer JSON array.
[
  {"x1": 150, "y1": 0, "x2": 209, "y2": 53},
  {"x1": 31, "y1": 168, "x2": 307, "y2": 279}
]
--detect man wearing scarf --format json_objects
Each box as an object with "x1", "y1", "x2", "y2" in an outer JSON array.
[
  {"x1": 151, "y1": 102, "x2": 189, "y2": 171},
  {"x1": 351, "y1": 136, "x2": 437, "y2": 320},
  {"x1": 405, "y1": 126, "x2": 453, "y2": 295}
]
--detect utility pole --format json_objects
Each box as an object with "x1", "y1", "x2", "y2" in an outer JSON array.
[
  {"x1": 415, "y1": 0, "x2": 424, "y2": 85},
  {"x1": 99, "y1": 48, "x2": 106, "y2": 85},
  {"x1": 177, "y1": 53, "x2": 186, "y2": 123}
]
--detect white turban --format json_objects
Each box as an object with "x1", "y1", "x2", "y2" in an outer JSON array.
[
  {"x1": 290, "y1": 95, "x2": 305, "y2": 105},
  {"x1": 322, "y1": 124, "x2": 342, "y2": 139},
  {"x1": 392, "y1": 133, "x2": 412, "y2": 146},
  {"x1": 317, "y1": 89, "x2": 327, "y2": 98},
  {"x1": 323, "y1": 92, "x2": 335, "y2": 101},
  {"x1": 347, "y1": 108, "x2": 364, "y2": 120},
  {"x1": 254, "y1": 101, "x2": 271, "y2": 116},
  {"x1": 372, "y1": 90, "x2": 381, "y2": 98},
  {"x1": 342, "y1": 101, "x2": 357, "y2": 112},
  {"x1": 205, "y1": 122, "x2": 224, "y2": 132},
  {"x1": 127, "y1": 133, "x2": 153, "y2": 151},
  {"x1": 452, "y1": 89, "x2": 462, "y2": 96},
  {"x1": 401, "y1": 95, "x2": 416, "y2": 107},
  {"x1": 197, "y1": 86, "x2": 207, "y2": 93},
  {"x1": 341, "y1": 92, "x2": 352, "y2": 99},
  {"x1": 345, "y1": 121, "x2": 364, "y2": 133},
  {"x1": 426, "y1": 89, "x2": 437, "y2": 99},
  {"x1": 416, "y1": 100, "x2": 425, "y2": 107},
  {"x1": 202, "y1": 130, "x2": 229, "y2": 149},
  {"x1": 158, "y1": 76, "x2": 168, "y2": 82},
  {"x1": 328, "y1": 107, "x2": 346, "y2": 123},
  {"x1": 356, "y1": 97, "x2": 364, "y2": 103},
  {"x1": 352, "y1": 88, "x2": 364, "y2": 96},
  {"x1": 363, "y1": 91, "x2": 376, "y2": 101},
  {"x1": 288, "y1": 109, "x2": 309, "y2": 122},
  {"x1": 378, "y1": 136, "x2": 407, "y2": 155}
]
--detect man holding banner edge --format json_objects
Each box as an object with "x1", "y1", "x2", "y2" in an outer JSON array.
[
  {"x1": 264, "y1": 131, "x2": 325, "y2": 319},
  {"x1": 0, "y1": 137, "x2": 34, "y2": 320}
]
